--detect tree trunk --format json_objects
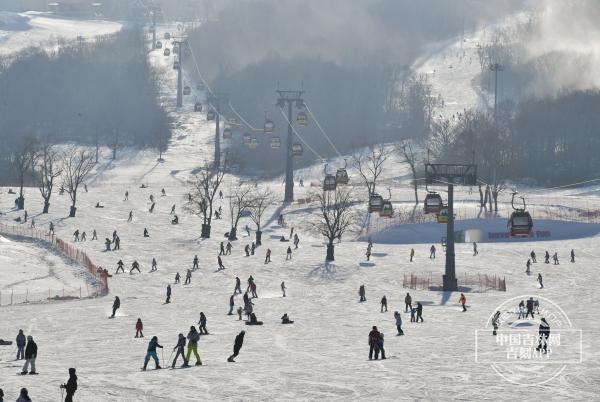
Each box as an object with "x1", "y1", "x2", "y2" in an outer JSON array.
[
  {"x1": 488, "y1": 187, "x2": 493, "y2": 210},
  {"x1": 201, "y1": 223, "x2": 211, "y2": 238},
  {"x1": 69, "y1": 205, "x2": 77, "y2": 217},
  {"x1": 478, "y1": 184, "x2": 484, "y2": 207},
  {"x1": 483, "y1": 186, "x2": 489, "y2": 209},
  {"x1": 43, "y1": 200, "x2": 50, "y2": 214},
  {"x1": 228, "y1": 227, "x2": 237, "y2": 241},
  {"x1": 493, "y1": 191, "x2": 499, "y2": 212},
  {"x1": 255, "y1": 230, "x2": 262, "y2": 246},
  {"x1": 412, "y1": 175, "x2": 419, "y2": 204},
  {"x1": 326, "y1": 242, "x2": 335, "y2": 261},
  {"x1": 17, "y1": 195, "x2": 25, "y2": 210}
]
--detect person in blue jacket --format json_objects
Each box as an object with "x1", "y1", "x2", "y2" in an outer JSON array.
[
  {"x1": 142, "y1": 336, "x2": 163, "y2": 370},
  {"x1": 16, "y1": 329, "x2": 26, "y2": 360}
]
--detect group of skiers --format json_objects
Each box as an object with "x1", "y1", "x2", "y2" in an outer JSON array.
[{"x1": 1, "y1": 367, "x2": 76, "y2": 402}]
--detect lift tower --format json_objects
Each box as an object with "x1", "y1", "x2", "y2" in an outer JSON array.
[{"x1": 276, "y1": 89, "x2": 305, "y2": 203}]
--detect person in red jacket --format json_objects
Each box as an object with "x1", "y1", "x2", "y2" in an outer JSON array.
[
  {"x1": 459, "y1": 293, "x2": 467, "y2": 312},
  {"x1": 368, "y1": 326, "x2": 381, "y2": 360},
  {"x1": 135, "y1": 318, "x2": 144, "y2": 338}
]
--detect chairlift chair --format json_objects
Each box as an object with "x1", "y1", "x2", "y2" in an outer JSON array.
[
  {"x1": 264, "y1": 119, "x2": 275, "y2": 133},
  {"x1": 292, "y1": 143, "x2": 303, "y2": 157},
  {"x1": 296, "y1": 111, "x2": 308, "y2": 126},
  {"x1": 270, "y1": 137, "x2": 281, "y2": 149}
]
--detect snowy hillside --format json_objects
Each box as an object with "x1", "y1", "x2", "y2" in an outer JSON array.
[{"x1": 0, "y1": 20, "x2": 599, "y2": 402}]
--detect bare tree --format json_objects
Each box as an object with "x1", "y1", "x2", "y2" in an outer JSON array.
[
  {"x1": 13, "y1": 137, "x2": 38, "y2": 210},
  {"x1": 352, "y1": 145, "x2": 390, "y2": 204},
  {"x1": 397, "y1": 140, "x2": 420, "y2": 204},
  {"x1": 247, "y1": 186, "x2": 274, "y2": 246},
  {"x1": 37, "y1": 144, "x2": 62, "y2": 213},
  {"x1": 312, "y1": 186, "x2": 360, "y2": 261},
  {"x1": 186, "y1": 162, "x2": 225, "y2": 238},
  {"x1": 227, "y1": 183, "x2": 253, "y2": 240},
  {"x1": 491, "y1": 181, "x2": 506, "y2": 212},
  {"x1": 62, "y1": 147, "x2": 96, "y2": 217}
]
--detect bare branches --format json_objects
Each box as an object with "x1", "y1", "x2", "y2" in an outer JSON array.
[
  {"x1": 186, "y1": 161, "x2": 225, "y2": 238},
  {"x1": 62, "y1": 146, "x2": 95, "y2": 217},
  {"x1": 13, "y1": 137, "x2": 38, "y2": 209},
  {"x1": 247, "y1": 186, "x2": 274, "y2": 232},
  {"x1": 396, "y1": 140, "x2": 421, "y2": 204},
  {"x1": 352, "y1": 145, "x2": 390, "y2": 200},
  {"x1": 227, "y1": 183, "x2": 253, "y2": 240},
  {"x1": 37, "y1": 144, "x2": 63, "y2": 213}
]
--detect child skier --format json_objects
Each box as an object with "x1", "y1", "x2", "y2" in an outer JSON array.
[{"x1": 142, "y1": 336, "x2": 163, "y2": 370}]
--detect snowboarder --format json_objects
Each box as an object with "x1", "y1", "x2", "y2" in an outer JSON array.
[
  {"x1": 142, "y1": 336, "x2": 163, "y2": 370},
  {"x1": 151, "y1": 258, "x2": 157, "y2": 272},
  {"x1": 368, "y1": 326, "x2": 381, "y2": 360},
  {"x1": 265, "y1": 248, "x2": 271, "y2": 264},
  {"x1": 544, "y1": 251, "x2": 550, "y2": 264},
  {"x1": 571, "y1": 249, "x2": 575, "y2": 263},
  {"x1": 165, "y1": 285, "x2": 171, "y2": 303},
  {"x1": 218, "y1": 256, "x2": 225, "y2": 270},
  {"x1": 281, "y1": 281, "x2": 287, "y2": 297},
  {"x1": 135, "y1": 318, "x2": 144, "y2": 338},
  {"x1": 175, "y1": 272, "x2": 181, "y2": 284},
  {"x1": 459, "y1": 293, "x2": 467, "y2": 312},
  {"x1": 21, "y1": 336, "x2": 37, "y2": 375},
  {"x1": 553, "y1": 252, "x2": 559, "y2": 265},
  {"x1": 116, "y1": 260, "x2": 125, "y2": 274},
  {"x1": 536, "y1": 318, "x2": 550, "y2": 354},
  {"x1": 128, "y1": 211, "x2": 133, "y2": 222},
  {"x1": 526, "y1": 297, "x2": 535, "y2": 319},
  {"x1": 473, "y1": 242, "x2": 478, "y2": 256},
  {"x1": 60, "y1": 367, "x2": 78, "y2": 402},
  {"x1": 359, "y1": 285, "x2": 366, "y2": 302},
  {"x1": 286, "y1": 246, "x2": 292, "y2": 260},
  {"x1": 405, "y1": 292, "x2": 412, "y2": 312},
  {"x1": 410, "y1": 248, "x2": 415, "y2": 262},
  {"x1": 193, "y1": 255, "x2": 199, "y2": 270},
  {"x1": 219, "y1": 242, "x2": 225, "y2": 256},
  {"x1": 16, "y1": 329, "x2": 26, "y2": 360},
  {"x1": 246, "y1": 312, "x2": 263, "y2": 325},
  {"x1": 185, "y1": 269, "x2": 192, "y2": 285},
  {"x1": 537, "y1": 273, "x2": 544, "y2": 289},
  {"x1": 130, "y1": 260, "x2": 141, "y2": 274},
  {"x1": 430, "y1": 245, "x2": 436, "y2": 259},
  {"x1": 227, "y1": 330, "x2": 245, "y2": 362},
  {"x1": 172, "y1": 333, "x2": 186, "y2": 368},
  {"x1": 143, "y1": 228, "x2": 149, "y2": 237},
  {"x1": 183, "y1": 326, "x2": 202, "y2": 366},
  {"x1": 111, "y1": 296, "x2": 120, "y2": 318},
  {"x1": 526, "y1": 259, "x2": 531, "y2": 275},
  {"x1": 491, "y1": 311, "x2": 501, "y2": 336},
  {"x1": 198, "y1": 312, "x2": 208, "y2": 334},
  {"x1": 226, "y1": 242, "x2": 233, "y2": 255},
  {"x1": 394, "y1": 311, "x2": 403, "y2": 335},
  {"x1": 229, "y1": 294, "x2": 235, "y2": 315},
  {"x1": 234, "y1": 277, "x2": 242, "y2": 294},
  {"x1": 380, "y1": 295, "x2": 388, "y2": 312},
  {"x1": 530, "y1": 250, "x2": 537, "y2": 263},
  {"x1": 416, "y1": 302, "x2": 424, "y2": 322}
]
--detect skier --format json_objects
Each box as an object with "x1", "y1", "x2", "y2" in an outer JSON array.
[
  {"x1": 81, "y1": 231, "x2": 87, "y2": 241},
  {"x1": 459, "y1": 293, "x2": 467, "y2": 312},
  {"x1": 518, "y1": 300, "x2": 525, "y2": 319},
  {"x1": 526, "y1": 297, "x2": 535, "y2": 319},
  {"x1": 116, "y1": 260, "x2": 124, "y2": 274},
  {"x1": 110, "y1": 296, "x2": 120, "y2": 318},
  {"x1": 416, "y1": 302, "x2": 424, "y2": 322},
  {"x1": 368, "y1": 326, "x2": 381, "y2": 360},
  {"x1": 365, "y1": 248, "x2": 371, "y2": 261},
  {"x1": 219, "y1": 190, "x2": 223, "y2": 199},
  {"x1": 237, "y1": 307, "x2": 243, "y2": 320},
  {"x1": 430, "y1": 245, "x2": 436, "y2": 259},
  {"x1": 192, "y1": 255, "x2": 199, "y2": 270},
  {"x1": 198, "y1": 312, "x2": 208, "y2": 334},
  {"x1": 286, "y1": 246, "x2": 292, "y2": 260},
  {"x1": 128, "y1": 211, "x2": 133, "y2": 222},
  {"x1": 571, "y1": 249, "x2": 575, "y2": 263},
  {"x1": 380, "y1": 295, "x2": 388, "y2": 312},
  {"x1": 172, "y1": 334, "x2": 186, "y2": 368},
  {"x1": 247, "y1": 276, "x2": 254, "y2": 292},
  {"x1": 251, "y1": 242, "x2": 255, "y2": 255},
  {"x1": 473, "y1": 242, "x2": 478, "y2": 256},
  {"x1": 219, "y1": 242, "x2": 225, "y2": 256},
  {"x1": 113, "y1": 236, "x2": 120, "y2": 250},
  {"x1": 161, "y1": 188, "x2": 166, "y2": 196},
  {"x1": 218, "y1": 255, "x2": 225, "y2": 270},
  {"x1": 185, "y1": 269, "x2": 192, "y2": 285},
  {"x1": 16, "y1": 388, "x2": 31, "y2": 402},
  {"x1": 142, "y1": 336, "x2": 163, "y2": 371},
  {"x1": 246, "y1": 312, "x2": 263, "y2": 325},
  {"x1": 281, "y1": 281, "x2": 287, "y2": 297},
  {"x1": 73, "y1": 229, "x2": 79, "y2": 242},
  {"x1": 537, "y1": 273, "x2": 544, "y2": 289},
  {"x1": 21, "y1": 335, "x2": 37, "y2": 375},
  {"x1": 281, "y1": 313, "x2": 294, "y2": 324},
  {"x1": 405, "y1": 292, "x2": 412, "y2": 313},
  {"x1": 359, "y1": 285, "x2": 366, "y2": 302},
  {"x1": 526, "y1": 259, "x2": 531, "y2": 275},
  {"x1": 171, "y1": 204, "x2": 176, "y2": 214},
  {"x1": 530, "y1": 250, "x2": 537, "y2": 263},
  {"x1": 49, "y1": 222, "x2": 55, "y2": 234},
  {"x1": 265, "y1": 248, "x2": 271, "y2": 264},
  {"x1": 143, "y1": 228, "x2": 149, "y2": 237},
  {"x1": 59, "y1": 367, "x2": 78, "y2": 402},
  {"x1": 544, "y1": 251, "x2": 550, "y2": 264},
  {"x1": 124, "y1": 191, "x2": 129, "y2": 201},
  {"x1": 250, "y1": 281, "x2": 258, "y2": 298},
  {"x1": 410, "y1": 307, "x2": 416, "y2": 322},
  {"x1": 150, "y1": 194, "x2": 154, "y2": 203},
  {"x1": 16, "y1": 329, "x2": 26, "y2": 360},
  {"x1": 130, "y1": 260, "x2": 141, "y2": 274},
  {"x1": 290, "y1": 227, "x2": 294, "y2": 238},
  {"x1": 378, "y1": 332, "x2": 386, "y2": 359},
  {"x1": 536, "y1": 318, "x2": 550, "y2": 354},
  {"x1": 151, "y1": 258, "x2": 157, "y2": 272},
  {"x1": 234, "y1": 277, "x2": 242, "y2": 294},
  {"x1": 245, "y1": 244, "x2": 250, "y2": 256},
  {"x1": 534, "y1": 299, "x2": 540, "y2": 314},
  {"x1": 183, "y1": 326, "x2": 202, "y2": 366},
  {"x1": 135, "y1": 318, "x2": 144, "y2": 338},
  {"x1": 229, "y1": 294, "x2": 235, "y2": 315},
  {"x1": 105, "y1": 238, "x2": 112, "y2": 251},
  {"x1": 245, "y1": 225, "x2": 250, "y2": 236},
  {"x1": 165, "y1": 285, "x2": 171, "y2": 304},
  {"x1": 491, "y1": 311, "x2": 501, "y2": 336},
  {"x1": 226, "y1": 242, "x2": 233, "y2": 255},
  {"x1": 294, "y1": 233, "x2": 299, "y2": 249},
  {"x1": 92, "y1": 229, "x2": 97, "y2": 240},
  {"x1": 410, "y1": 248, "x2": 415, "y2": 262},
  {"x1": 227, "y1": 330, "x2": 245, "y2": 362},
  {"x1": 394, "y1": 311, "x2": 404, "y2": 335},
  {"x1": 174, "y1": 272, "x2": 181, "y2": 284},
  {"x1": 552, "y1": 252, "x2": 559, "y2": 265}
]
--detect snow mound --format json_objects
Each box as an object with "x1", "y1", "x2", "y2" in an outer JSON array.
[{"x1": 0, "y1": 12, "x2": 30, "y2": 32}]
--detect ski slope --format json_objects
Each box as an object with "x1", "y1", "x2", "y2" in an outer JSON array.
[{"x1": 0, "y1": 22, "x2": 599, "y2": 402}]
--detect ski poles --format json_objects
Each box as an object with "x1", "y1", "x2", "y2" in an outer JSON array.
[{"x1": 167, "y1": 349, "x2": 174, "y2": 367}]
